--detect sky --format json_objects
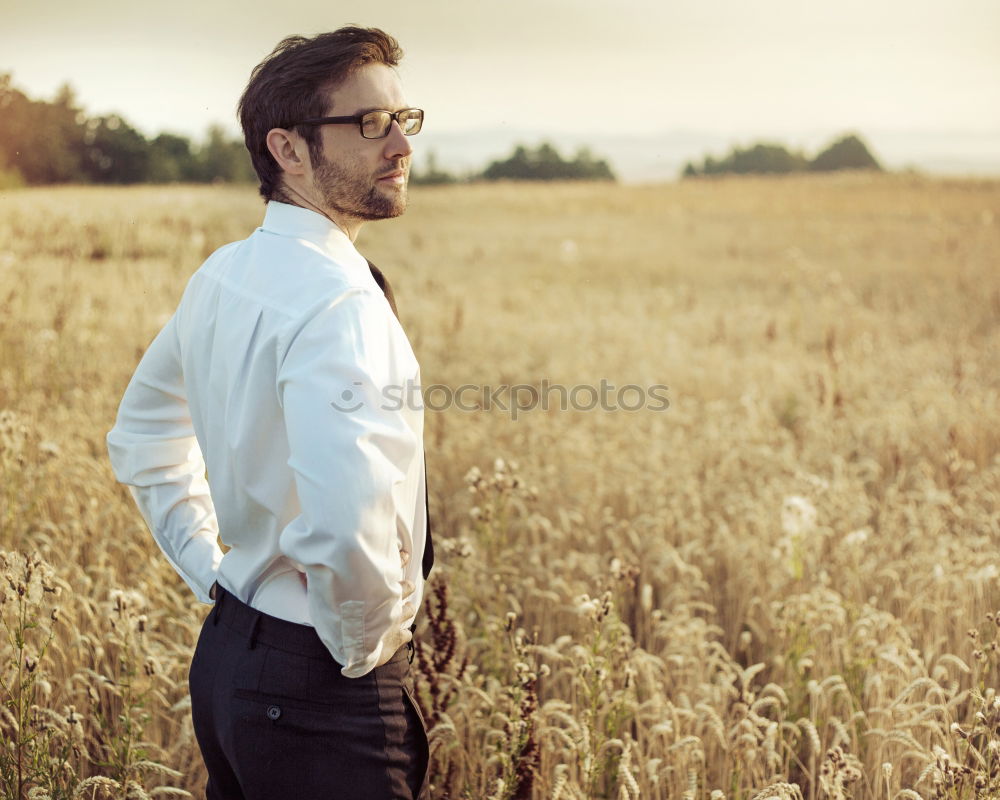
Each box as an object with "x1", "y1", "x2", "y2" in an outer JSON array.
[{"x1": 3, "y1": 0, "x2": 999, "y2": 178}]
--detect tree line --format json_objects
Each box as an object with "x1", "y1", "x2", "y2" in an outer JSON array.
[
  {"x1": 0, "y1": 74, "x2": 617, "y2": 188},
  {"x1": 412, "y1": 142, "x2": 616, "y2": 184},
  {"x1": 0, "y1": 74, "x2": 255, "y2": 187},
  {"x1": 0, "y1": 74, "x2": 882, "y2": 187},
  {"x1": 681, "y1": 133, "x2": 883, "y2": 177}
]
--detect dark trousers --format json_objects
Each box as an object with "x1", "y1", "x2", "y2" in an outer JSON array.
[{"x1": 189, "y1": 585, "x2": 429, "y2": 799}]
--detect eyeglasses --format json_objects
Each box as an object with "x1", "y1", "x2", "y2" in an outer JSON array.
[{"x1": 293, "y1": 108, "x2": 424, "y2": 139}]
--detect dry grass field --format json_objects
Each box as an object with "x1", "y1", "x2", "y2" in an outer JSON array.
[{"x1": 0, "y1": 173, "x2": 998, "y2": 799}]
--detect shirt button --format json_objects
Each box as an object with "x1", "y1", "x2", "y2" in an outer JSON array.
[{"x1": 266, "y1": 705, "x2": 281, "y2": 721}]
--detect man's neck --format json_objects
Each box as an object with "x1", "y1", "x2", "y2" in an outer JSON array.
[{"x1": 272, "y1": 186, "x2": 362, "y2": 243}]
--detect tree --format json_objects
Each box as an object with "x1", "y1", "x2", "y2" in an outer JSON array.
[
  {"x1": 0, "y1": 75, "x2": 87, "y2": 183},
  {"x1": 809, "y1": 133, "x2": 882, "y2": 172},
  {"x1": 411, "y1": 150, "x2": 457, "y2": 185},
  {"x1": 483, "y1": 144, "x2": 531, "y2": 180},
  {"x1": 0, "y1": 74, "x2": 256, "y2": 186},
  {"x1": 148, "y1": 133, "x2": 198, "y2": 183},
  {"x1": 681, "y1": 133, "x2": 882, "y2": 178},
  {"x1": 80, "y1": 114, "x2": 151, "y2": 184},
  {"x1": 684, "y1": 142, "x2": 806, "y2": 177},
  {"x1": 194, "y1": 125, "x2": 256, "y2": 183},
  {"x1": 571, "y1": 147, "x2": 615, "y2": 181},
  {"x1": 481, "y1": 141, "x2": 615, "y2": 181}
]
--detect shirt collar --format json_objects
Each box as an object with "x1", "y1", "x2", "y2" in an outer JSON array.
[{"x1": 260, "y1": 201, "x2": 375, "y2": 287}]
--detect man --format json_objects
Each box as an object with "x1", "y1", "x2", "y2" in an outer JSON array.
[{"x1": 106, "y1": 27, "x2": 432, "y2": 799}]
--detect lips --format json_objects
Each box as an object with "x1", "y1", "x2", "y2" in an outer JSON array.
[{"x1": 378, "y1": 170, "x2": 406, "y2": 183}]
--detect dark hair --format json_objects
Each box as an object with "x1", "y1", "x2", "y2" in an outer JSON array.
[{"x1": 238, "y1": 26, "x2": 403, "y2": 201}]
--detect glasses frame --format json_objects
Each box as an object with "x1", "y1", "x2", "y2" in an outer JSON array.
[{"x1": 292, "y1": 108, "x2": 424, "y2": 139}]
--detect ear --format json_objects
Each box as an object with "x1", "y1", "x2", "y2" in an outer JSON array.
[{"x1": 265, "y1": 128, "x2": 310, "y2": 176}]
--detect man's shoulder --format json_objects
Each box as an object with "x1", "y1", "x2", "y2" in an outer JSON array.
[{"x1": 190, "y1": 228, "x2": 376, "y2": 320}]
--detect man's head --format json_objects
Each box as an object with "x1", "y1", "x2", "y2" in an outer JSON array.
[{"x1": 238, "y1": 27, "x2": 418, "y2": 235}]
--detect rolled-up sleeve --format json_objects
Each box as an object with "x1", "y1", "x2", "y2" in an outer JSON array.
[
  {"x1": 276, "y1": 289, "x2": 419, "y2": 678},
  {"x1": 106, "y1": 313, "x2": 223, "y2": 604}
]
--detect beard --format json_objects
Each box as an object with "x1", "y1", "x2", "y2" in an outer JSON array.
[{"x1": 310, "y1": 149, "x2": 409, "y2": 223}]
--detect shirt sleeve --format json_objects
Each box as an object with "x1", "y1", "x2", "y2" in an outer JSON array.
[
  {"x1": 106, "y1": 312, "x2": 223, "y2": 604},
  {"x1": 276, "y1": 288, "x2": 420, "y2": 678}
]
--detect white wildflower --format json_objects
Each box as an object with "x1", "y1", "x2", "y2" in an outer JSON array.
[
  {"x1": 781, "y1": 495, "x2": 817, "y2": 538},
  {"x1": 843, "y1": 528, "x2": 870, "y2": 547}
]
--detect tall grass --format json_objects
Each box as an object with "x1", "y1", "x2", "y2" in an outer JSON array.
[{"x1": 0, "y1": 174, "x2": 998, "y2": 798}]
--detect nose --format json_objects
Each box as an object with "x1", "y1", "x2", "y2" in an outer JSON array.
[{"x1": 383, "y1": 121, "x2": 412, "y2": 160}]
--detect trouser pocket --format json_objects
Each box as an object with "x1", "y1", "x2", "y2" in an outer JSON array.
[{"x1": 401, "y1": 677, "x2": 430, "y2": 798}]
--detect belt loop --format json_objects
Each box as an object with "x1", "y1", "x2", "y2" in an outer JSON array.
[
  {"x1": 247, "y1": 611, "x2": 262, "y2": 650},
  {"x1": 212, "y1": 587, "x2": 226, "y2": 626}
]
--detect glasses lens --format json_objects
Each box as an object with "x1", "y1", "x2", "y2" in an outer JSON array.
[
  {"x1": 399, "y1": 109, "x2": 423, "y2": 136},
  {"x1": 360, "y1": 111, "x2": 392, "y2": 139}
]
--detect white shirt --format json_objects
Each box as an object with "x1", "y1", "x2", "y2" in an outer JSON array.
[{"x1": 106, "y1": 201, "x2": 427, "y2": 678}]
